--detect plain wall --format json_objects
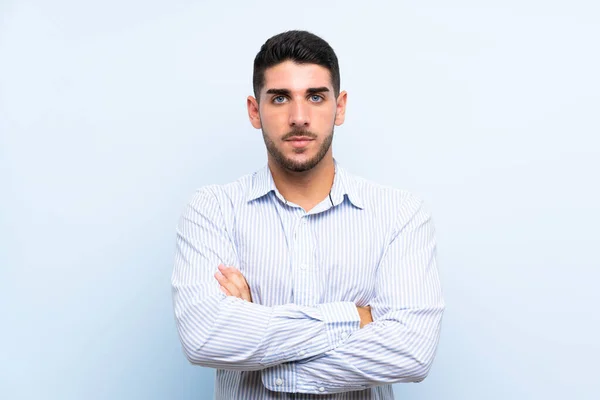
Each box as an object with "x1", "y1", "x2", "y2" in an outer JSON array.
[{"x1": 1, "y1": 1, "x2": 599, "y2": 399}]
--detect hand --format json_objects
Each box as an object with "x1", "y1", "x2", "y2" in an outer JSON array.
[
  {"x1": 214, "y1": 264, "x2": 253, "y2": 302},
  {"x1": 357, "y1": 305, "x2": 373, "y2": 328}
]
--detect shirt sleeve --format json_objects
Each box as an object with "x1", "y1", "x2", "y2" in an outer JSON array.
[
  {"x1": 261, "y1": 193, "x2": 445, "y2": 394},
  {"x1": 171, "y1": 187, "x2": 361, "y2": 371}
]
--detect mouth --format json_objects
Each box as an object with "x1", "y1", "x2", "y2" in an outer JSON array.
[{"x1": 285, "y1": 137, "x2": 315, "y2": 148}]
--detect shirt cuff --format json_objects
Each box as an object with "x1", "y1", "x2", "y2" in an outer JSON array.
[
  {"x1": 261, "y1": 362, "x2": 296, "y2": 393},
  {"x1": 315, "y1": 301, "x2": 361, "y2": 350}
]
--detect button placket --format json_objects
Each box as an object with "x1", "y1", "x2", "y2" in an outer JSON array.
[{"x1": 293, "y1": 215, "x2": 315, "y2": 305}]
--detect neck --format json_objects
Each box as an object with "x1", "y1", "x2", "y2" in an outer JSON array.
[{"x1": 268, "y1": 155, "x2": 335, "y2": 212}]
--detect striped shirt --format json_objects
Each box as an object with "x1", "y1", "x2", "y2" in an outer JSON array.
[{"x1": 171, "y1": 159, "x2": 445, "y2": 399}]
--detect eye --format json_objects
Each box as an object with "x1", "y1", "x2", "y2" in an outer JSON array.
[
  {"x1": 272, "y1": 96, "x2": 287, "y2": 104},
  {"x1": 309, "y1": 94, "x2": 324, "y2": 103}
]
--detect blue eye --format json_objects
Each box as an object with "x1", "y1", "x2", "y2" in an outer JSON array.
[
  {"x1": 273, "y1": 96, "x2": 287, "y2": 104},
  {"x1": 310, "y1": 95, "x2": 323, "y2": 102}
]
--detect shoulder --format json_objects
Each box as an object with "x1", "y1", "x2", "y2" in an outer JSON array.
[
  {"x1": 350, "y1": 172, "x2": 425, "y2": 213},
  {"x1": 346, "y1": 170, "x2": 432, "y2": 233},
  {"x1": 184, "y1": 172, "x2": 254, "y2": 214}
]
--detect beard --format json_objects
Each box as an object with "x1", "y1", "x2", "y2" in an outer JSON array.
[{"x1": 262, "y1": 125, "x2": 334, "y2": 173}]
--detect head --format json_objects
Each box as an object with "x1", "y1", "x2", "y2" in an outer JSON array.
[{"x1": 247, "y1": 30, "x2": 347, "y2": 173}]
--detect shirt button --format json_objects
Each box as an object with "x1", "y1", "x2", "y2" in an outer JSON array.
[
  {"x1": 276, "y1": 378, "x2": 283, "y2": 386},
  {"x1": 300, "y1": 264, "x2": 308, "y2": 270},
  {"x1": 319, "y1": 387, "x2": 325, "y2": 392},
  {"x1": 299, "y1": 350, "x2": 306, "y2": 356},
  {"x1": 341, "y1": 331, "x2": 349, "y2": 339}
]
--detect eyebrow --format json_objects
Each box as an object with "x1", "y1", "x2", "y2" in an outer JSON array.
[{"x1": 265, "y1": 87, "x2": 330, "y2": 96}]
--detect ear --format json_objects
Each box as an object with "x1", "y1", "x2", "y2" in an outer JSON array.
[
  {"x1": 334, "y1": 90, "x2": 347, "y2": 126},
  {"x1": 247, "y1": 96, "x2": 261, "y2": 129}
]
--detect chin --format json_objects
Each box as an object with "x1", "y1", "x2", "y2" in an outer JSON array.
[{"x1": 280, "y1": 156, "x2": 321, "y2": 172}]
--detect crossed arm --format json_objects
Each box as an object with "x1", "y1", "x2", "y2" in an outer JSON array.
[
  {"x1": 172, "y1": 187, "x2": 444, "y2": 393},
  {"x1": 215, "y1": 264, "x2": 373, "y2": 327}
]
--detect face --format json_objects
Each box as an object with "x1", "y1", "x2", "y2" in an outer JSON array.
[{"x1": 247, "y1": 61, "x2": 347, "y2": 173}]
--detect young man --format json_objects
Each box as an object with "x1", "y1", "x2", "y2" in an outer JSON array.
[{"x1": 172, "y1": 30, "x2": 444, "y2": 399}]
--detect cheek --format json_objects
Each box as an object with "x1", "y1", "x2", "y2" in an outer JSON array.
[
  {"x1": 312, "y1": 107, "x2": 336, "y2": 126},
  {"x1": 260, "y1": 108, "x2": 288, "y2": 130}
]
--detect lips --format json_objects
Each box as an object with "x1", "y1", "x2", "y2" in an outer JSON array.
[{"x1": 286, "y1": 137, "x2": 314, "y2": 148}]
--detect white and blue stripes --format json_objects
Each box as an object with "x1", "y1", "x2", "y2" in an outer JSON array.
[{"x1": 171, "y1": 159, "x2": 445, "y2": 399}]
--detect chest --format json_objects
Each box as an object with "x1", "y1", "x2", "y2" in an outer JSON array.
[{"x1": 234, "y1": 205, "x2": 388, "y2": 307}]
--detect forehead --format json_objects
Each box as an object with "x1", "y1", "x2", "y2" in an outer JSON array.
[{"x1": 262, "y1": 61, "x2": 332, "y2": 94}]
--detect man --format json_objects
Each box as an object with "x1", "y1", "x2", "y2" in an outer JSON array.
[{"x1": 172, "y1": 30, "x2": 444, "y2": 399}]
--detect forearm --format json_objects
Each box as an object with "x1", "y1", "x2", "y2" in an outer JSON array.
[
  {"x1": 173, "y1": 281, "x2": 361, "y2": 371},
  {"x1": 262, "y1": 304, "x2": 444, "y2": 394}
]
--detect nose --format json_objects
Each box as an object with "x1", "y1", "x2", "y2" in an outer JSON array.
[{"x1": 288, "y1": 101, "x2": 310, "y2": 128}]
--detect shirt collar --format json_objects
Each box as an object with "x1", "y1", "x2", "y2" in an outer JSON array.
[{"x1": 246, "y1": 158, "x2": 364, "y2": 209}]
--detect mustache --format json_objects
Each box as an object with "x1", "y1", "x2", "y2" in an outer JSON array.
[{"x1": 282, "y1": 130, "x2": 317, "y2": 140}]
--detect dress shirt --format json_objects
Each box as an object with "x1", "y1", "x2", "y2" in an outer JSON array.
[{"x1": 171, "y1": 158, "x2": 445, "y2": 399}]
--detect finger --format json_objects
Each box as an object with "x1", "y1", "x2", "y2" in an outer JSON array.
[
  {"x1": 214, "y1": 272, "x2": 237, "y2": 295},
  {"x1": 239, "y1": 287, "x2": 251, "y2": 302},
  {"x1": 218, "y1": 266, "x2": 252, "y2": 302},
  {"x1": 218, "y1": 264, "x2": 238, "y2": 277},
  {"x1": 214, "y1": 271, "x2": 241, "y2": 298},
  {"x1": 219, "y1": 285, "x2": 231, "y2": 296},
  {"x1": 215, "y1": 270, "x2": 241, "y2": 295}
]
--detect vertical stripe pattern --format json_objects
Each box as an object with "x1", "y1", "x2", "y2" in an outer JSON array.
[{"x1": 171, "y1": 159, "x2": 445, "y2": 399}]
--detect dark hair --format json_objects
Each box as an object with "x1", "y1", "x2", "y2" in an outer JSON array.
[{"x1": 252, "y1": 30, "x2": 340, "y2": 100}]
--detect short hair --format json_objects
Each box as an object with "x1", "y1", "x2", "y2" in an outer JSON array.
[{"x1": 252, "y1": 30, "x2": 340, "y2": 100}]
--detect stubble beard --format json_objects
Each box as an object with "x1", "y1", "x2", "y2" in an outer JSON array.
[{"x1": 262, "y1": 126, "x2": 335, "y2": 173}]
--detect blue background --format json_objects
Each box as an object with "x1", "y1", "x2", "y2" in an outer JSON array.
[{"x1": 1, "y1": 1, "x2": 599, "y2": 399}]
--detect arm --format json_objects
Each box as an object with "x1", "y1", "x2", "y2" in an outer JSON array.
[
  {"x1": 262, "y1": 194, "x2": 445, "y2": 394},
  {"x1": 171, "y1": 187, "x2": 361, "y2": 371},
  {"x1": 215, "y1": 265, "x2": 373, "y2": 328}
]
